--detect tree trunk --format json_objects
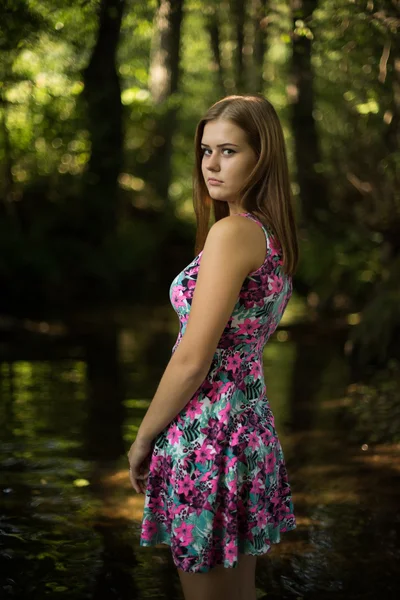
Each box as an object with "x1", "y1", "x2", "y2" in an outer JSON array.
[
  {"x1": 230, "y1": 0, "x2": 247, "y2": 93},
  {"x1": 82, "y1": 0, "x2": 126, "y2": 242},
  {"x1": 205, "y1": 6, "x2": 226, "y2": 97},
  {"x1": 380, "y1": 4, "x2": 400, "y2": 157},
  {"x1": 147, "y1": 0, "x2": 184, "y2": 205},
  {"x1": 0, "y1": 101, "x2": 16, "y2": 214},
  {"x1": 289, "y1": 0, "x2": 328, "y2": 229},
  {"x1": 384, "y1": 51, "x2": 400, "y2": 155},
  {"x1": 252, "y1": 0, "x2": 268, "y2": 93}
]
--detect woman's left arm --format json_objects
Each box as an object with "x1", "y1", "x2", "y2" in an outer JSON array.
[
  {"x1": 134, "y1": 355, "x2": 211, "y2": 444},
  {"x1": 135, "y1": 216, "x2": 257, "y2": 444}
]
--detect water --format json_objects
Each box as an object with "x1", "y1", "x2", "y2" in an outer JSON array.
[{"x1": 0, "y1": 317, "x2": 399, "y2": 599}]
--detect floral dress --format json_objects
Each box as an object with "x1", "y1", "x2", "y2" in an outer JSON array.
[{"x1": 139, "y1": 211, "x2": 297, "y2": 573}]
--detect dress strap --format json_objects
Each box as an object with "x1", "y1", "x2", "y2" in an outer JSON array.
[{"x1": 234, "y1": 212, "x2": 270, "y2": 245}]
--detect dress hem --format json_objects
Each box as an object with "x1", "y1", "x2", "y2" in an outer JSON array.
[{"x1": 139, "y1": 522, "x2": 297, "y2": 573}]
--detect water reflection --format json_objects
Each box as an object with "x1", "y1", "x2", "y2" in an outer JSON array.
[
  {"x1": 83, "y1": 325, "x2": 125, "y2": 460},
  {"x1": 0, "y1": 321, "x2": 399, "y2": 599}
]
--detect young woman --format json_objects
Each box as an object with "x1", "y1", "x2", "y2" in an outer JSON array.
[{"x1": 128, "y1": 93, "x2": 299, "y2": 600}]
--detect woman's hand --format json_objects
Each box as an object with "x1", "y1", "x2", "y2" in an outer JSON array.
[{"x1": 127, "y1": 437, "x2": 154, "y2": 494}]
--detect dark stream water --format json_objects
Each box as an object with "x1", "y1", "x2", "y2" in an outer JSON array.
[{"x1": 0, "y1": 314, "x2": 399, "y2": 599}]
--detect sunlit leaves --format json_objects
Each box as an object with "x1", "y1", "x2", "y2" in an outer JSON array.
[{"x1": 73, "y1": 478, "x2": 90, "y2": 487}]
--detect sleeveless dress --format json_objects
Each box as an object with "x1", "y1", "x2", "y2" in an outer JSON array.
[{"x1": 139, "y1": 211, "x2": 297, "y2": 573}]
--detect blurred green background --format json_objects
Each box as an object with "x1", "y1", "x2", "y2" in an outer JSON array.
[{"x1": 1, "y1": 0, "x2": 399, "y2": 371}]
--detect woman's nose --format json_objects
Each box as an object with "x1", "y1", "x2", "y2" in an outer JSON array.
[{"x1": 206, "y1": 152, "x2": 220, "y2": 171}]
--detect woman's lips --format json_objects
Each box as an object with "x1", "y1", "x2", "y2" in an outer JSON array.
[{"x1": 208, "y1": 178, "x2": 223, "y2": 185}]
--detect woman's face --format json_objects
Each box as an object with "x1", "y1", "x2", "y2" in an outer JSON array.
[{"x1": 200, "y1": 119, "x2": 258, "y2": 212}]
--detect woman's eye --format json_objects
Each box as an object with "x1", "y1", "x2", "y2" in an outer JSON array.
[{"x1": 201, "y1": 148, "x2": 235, "y2": 156}]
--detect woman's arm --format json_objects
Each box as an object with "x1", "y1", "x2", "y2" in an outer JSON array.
[
  {"x1": 134, "y1": 354, "x2": 211, "y2": 444},
  {"x1": 135, "y1": 215, "x2": 262, "y2": 444}
]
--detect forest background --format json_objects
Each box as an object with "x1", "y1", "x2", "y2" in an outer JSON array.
[{"x1": 1, "y1": 0, "x2": 399, "y2": 438}]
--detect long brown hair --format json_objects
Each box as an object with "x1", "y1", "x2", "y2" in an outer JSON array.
[{"x1": 192, "y1": 93, "x2": 299, "y2": 276}]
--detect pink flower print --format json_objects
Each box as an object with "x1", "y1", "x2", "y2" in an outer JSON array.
[
  {"x1": 268, "y1": 274, "x2": 283, "y2": 294},
  {"x1": 148, "y1": 495, "x2": 163, "y2": 511},
  {"x1": 225, "y1": 539, "x2": 237, "y2": 562},
  {"x1": 251, "y1": 475, "x2": 264, "y2": 495},
  {"x1": 175, "y1": 521, "x2": 195, "y2": 545},
  {"x1": 249, "y1": 362, "x2": 262, "y2": 378},
  {"x1": 226, "y1": 353, "x2": 241, "y2": 373},
  {"x1": 256, "y1": 511, "x2": 267, "y2": 529},
  {"x1": 227, "y1": 455, "x2": 237, "y2": 470},
  {"x1": 170, "y1": 503, "x2": 186, "y2": 519},
  {"x1": 186, "y1": 266, "x2": 199, "y2": 277},
  {"x1": 180, "y1": 557, "x2": 193, "y2": 572},
  {"x1": 195, "y1": 442, "x2": 216, "y2": 464},
  {"x1": 221, "y1": 455, "x2": 237, "y2": 476},
  {"x1": 177, "y1": 474, "x2": 195, "y2": 497},
  {"x1": 261, "y1": 427, "x2": 273, "y2": 444},
  {"x1": 228, "y1": 477, "x2": 238, "y2": 494},
  {"x1": 198, "y1": 464, "x2": 218, "y2": 489},
  {"x1": 141, "y1": 518, "x2": 158, "y2": 541},
  {"x1": 216, "y1": 429, "x2": 226, "y2": 444},
  {"x1": 167, "y1": 423, "x2": 183, "y2": 445},
  {"x1": 208, "y1": 379, "x2": 230, "y2": 400},
  {"x1": 152, "y1": 454, "x2": 163, "y2": 470},
  {"x1": 231, "y1": 426, "x2": 245, "y2": 446},
  {"x1": 218, "y1": 401, "x2": 231, "y2": 424},
  {"x1": 265, "y1": 451, "x2": 276, "y2": 474},
  {"x1": 214, "y1": 510, "x2": 226, "y2": 529},
  {"x1": 170, "y1": 470, "x2": 176, "y2": 486},
  {"x1": 171, "y1": 285, "x2": 186, "y2": 308},
  {"x1": 186, "y1": 402, "x2": 202, "y2": 419},
  {"x1": 269, "y1": 235, "x2": 282, "y2": 259},
  {"x1": 248, "y1": 431, "x2": 259, "y2": 451},
  {"x1": 248, "y1": 502, "x2": 259, "y2": 514},
  {"x1": 199, "y1": 467, "x2": 210, "y2": 482},
  {"x1": 216, "y1": 380, "x2": 233, "y2": 396},
  {"x1": 208, "y1": 476, "x2": 219, "y2": 495},
  {"x1": 237, "y1": 317, "x2": 259, "y2": 337},
  {"x1": 186, "y1": 278, "x2": 196, "y2": 290},
  {"x1": 209, "y1": 379, "x2": 221, "y2": 396},
  {"x1": 270, "y1": 489, "x2": 282, "y2": 508},
  {"x1": 243, "y1": 279, "x2": 258, "y2": 296}
]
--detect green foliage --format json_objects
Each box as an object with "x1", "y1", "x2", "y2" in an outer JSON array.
[
  {"x1": 0, "y1": 0, "x2": 44, "y2": 53},
  {"x1": 349, "y1": 258, "x2": 400, "y2": 365},
  {"x1": 0, "y1": 0, "x2": 398, "y2": 371}
]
